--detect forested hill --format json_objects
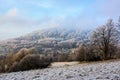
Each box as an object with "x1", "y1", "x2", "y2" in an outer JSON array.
[{"x1": 0, "y1": 28, "x2": 89, "y2": 54}]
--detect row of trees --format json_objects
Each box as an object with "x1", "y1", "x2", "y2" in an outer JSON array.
[
  {"x1": 40, "y1": 17, "x2": 120, "y2": 62},
  {"x1": 73, "y1": 17, "x2": 120, "y2": 61},
  {"x1": 58, "y1": 17, "x2": 120, "y2": 61}
]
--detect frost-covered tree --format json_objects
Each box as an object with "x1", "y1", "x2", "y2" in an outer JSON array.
[{"x1": 91, "y1": 19, "x2": 119, "y2": 59}]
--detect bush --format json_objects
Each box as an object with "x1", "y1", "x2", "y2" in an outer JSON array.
[
  {"x1": 5, "y1": 53, "x2": 14, "y2": 71},
  {"x1": 13, "y1": 47, "x2": 36, "y2": 62},
  {"x1": 87, "y1": 53, "x2": 102, "y2": 61},
  {"x1": 7, "y1": 62, "x2": 20, "y2": 72},
  {"x1": 0, "y1": 48, "x2": 52, "y2": 73},
  {"x1": 57, "y1": 53, "x2": 69, "y2": 62},
  {"x1": 0, "y1": 54, "x2": 6, "y2": 61},
  {"x1": 67, "y1": 53, "x2": 77, "y2": 61},
  {"x1": 0, "y1": 59, "x2": 6, "y2": 73},
  {"x1": 6, "y1": 48, "x2": 36, "y2": 72},
  {"x1": 0, "y1": 54, "x2": 6, "y2": 73},
  {"x1": 70, "y1": 44, "x2": 87, "y2": 61},
  {"x1": 77, "y1": 44, "x2": 87, "y2": 61},
  {"x1": 68, "y1": 45, "x2": 103, "y2": 62},
  {"x1": 8, "y1": 54, "x2": 51, "y2": 72}
]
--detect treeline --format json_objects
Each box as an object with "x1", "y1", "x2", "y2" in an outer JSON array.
[
  {"x1": 58, "y1": 18, "x2": 120, "y2": 61},
  {"x1": 0, "y1": 17, "x2": 120, "y2": 73}
]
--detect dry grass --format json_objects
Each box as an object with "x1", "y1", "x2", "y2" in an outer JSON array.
[
  {"x1": 51, "y1": 59, "x2": 120, "y2": 68},
  {"x1": 51, "y1": 62, "x2": 79, "y2": 68}
]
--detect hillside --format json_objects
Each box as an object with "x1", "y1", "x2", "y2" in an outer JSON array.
[
  {"x1": 0, "y1": 60, "x2": 120, "y2": 80},
  {"x1": 0, "y1": 28, "x2": 89, "y2": 54}
]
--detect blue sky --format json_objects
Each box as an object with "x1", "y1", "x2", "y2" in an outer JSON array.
[{"x1": 0, "y1": 0, "x2": 120, "y2": 40}]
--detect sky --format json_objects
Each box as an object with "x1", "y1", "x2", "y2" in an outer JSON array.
[{"x1": 0, "y1": 0, "x2": 120, "y2": 40}]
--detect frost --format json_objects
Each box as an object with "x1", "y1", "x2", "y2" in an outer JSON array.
[{"x1": 0, "y1": 60, "x2": 120, "y2": 80}]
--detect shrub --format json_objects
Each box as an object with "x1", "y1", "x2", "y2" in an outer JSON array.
[
  {"x1": 57, "y1": 53, "x2": 69, "y2": 62},
  {"x1": 67, "y1": 53, "x2": 77, "y2": 61},
  {"x1": 13, "y1": 47, "x2": 36, "y2": 62},
  {"x1": 7, "y1": 62, "x2": 20, "y2": 72},
  {"x1": 0, "y1": 48, "x2": 52, "y2": 73},
  {"x1": 68, "y1": 45, "x2": 103, "y2": 62},
  {"x1": 0, "y1": 54, "x2": 6, "y2": 61},
  {"x1": 0, "y1": 54, "x2": 6, "y2": 73},
  {"x1": 6, "y1": 53, "x2": 14, "y2": 70},
  {"x1": 87, "y1": 52, "x2": 102, "y2": 61},
  {"x1": 77, "y1": 44, "x2": 87, "y2": 61},
  {"x1": 70, "y1": 44, "x2": 87, "y2": 61},
  {"x1": 8, "y1": 54, "x2": 51, "y2": 72},
  {"x1": 0, "y1": 59, "x2": 6, "y2": 73}
]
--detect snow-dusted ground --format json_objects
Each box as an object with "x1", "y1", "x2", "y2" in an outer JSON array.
[{"x1": 0, "y1": 60, "x2": 120, "y2": 80}]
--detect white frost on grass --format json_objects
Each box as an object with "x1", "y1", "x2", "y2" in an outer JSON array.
[{"x1": 0, "y1": 60, "x2": 120, "y2": 80}]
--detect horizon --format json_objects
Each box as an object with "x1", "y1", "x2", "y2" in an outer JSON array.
[{"x1": 0, "y1": 0, "x2": 120, "y2": 40}]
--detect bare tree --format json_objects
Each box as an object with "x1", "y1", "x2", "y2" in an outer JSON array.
[
  {"x1": 77, "y1": 44, "x2": 87, "y2": 61},
  {"x1": 70, "y1": 31, "x2": 91, "y2": 61},
  {"x1": 91, "y1": 19, "x2": 119, "y2": 59}
]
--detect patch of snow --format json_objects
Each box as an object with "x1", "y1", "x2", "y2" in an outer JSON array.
[{"x1": 0, "y1": 60, "x2": 120, "y2": 80}]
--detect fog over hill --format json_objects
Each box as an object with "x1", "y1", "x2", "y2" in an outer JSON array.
[{"x1": 0, "y1": 27, "x2": 90, "y2": 54}]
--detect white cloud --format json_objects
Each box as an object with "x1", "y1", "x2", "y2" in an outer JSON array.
[{"x1": 6, "y1": 7, "x2": 19, "y2": 17}]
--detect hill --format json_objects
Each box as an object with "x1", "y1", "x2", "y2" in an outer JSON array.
[{"x1": 0, "y1": 28, "x2": 89, "y2": 54}]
